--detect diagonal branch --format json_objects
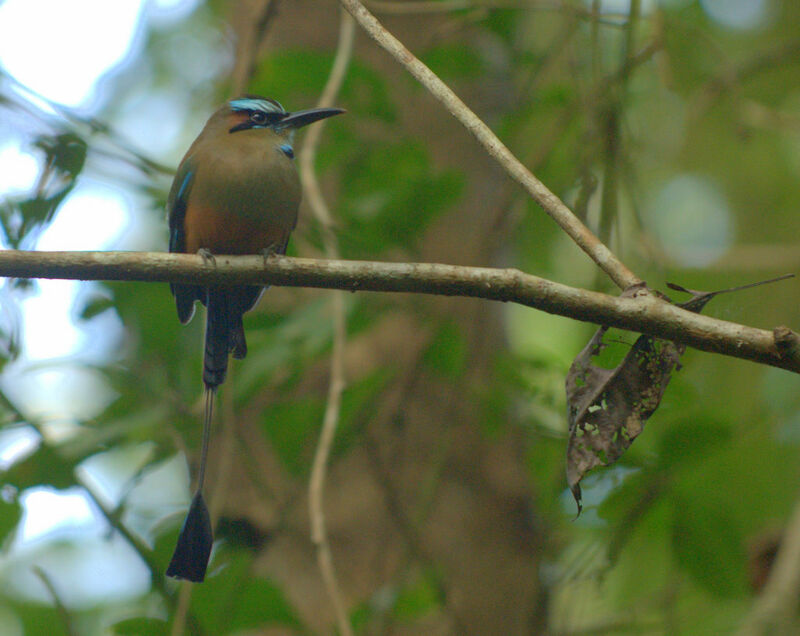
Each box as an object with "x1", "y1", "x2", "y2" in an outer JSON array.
[
  {"x1": 0, "y1": 249, "x2": 797, "y2": 373},
  {"x1": 339, "y1": 0, "x2": 641, "y2": 290}
]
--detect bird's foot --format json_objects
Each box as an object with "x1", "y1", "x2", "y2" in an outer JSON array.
[
  {"x1": 261, "y1": 243, "x2": 283, "y2": 267},
  {"x1": 197, "y1": 248, "x2": 216, "y2": 266}
]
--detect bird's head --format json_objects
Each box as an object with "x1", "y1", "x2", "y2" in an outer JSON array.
[{"x1": 226, "y1": 95, "x2": 344, "y2": 137}]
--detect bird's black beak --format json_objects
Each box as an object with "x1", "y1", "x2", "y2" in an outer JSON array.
[{"x1": 281, "y1": 107, "x2": 345, "y2": 129}]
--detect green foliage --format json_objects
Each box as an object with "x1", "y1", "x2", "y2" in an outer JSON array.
[
  {"x1": 112, "y1": 617, "x2": 169, "y2": 635},
  {"x1": 672, "y1": 494, "x2": 747, "y2": 598},
  {"x1": 338, "y1": 140, "x2": 464, "y2": 258},
  {"x1": 423, "y1": 320, "x2": 467, "y2": 380},
  {"x1": 190, "y1": 552, "x2": 302, "y2": 633},
  {"x1": 0, "y1": 498, "x2": 22, "y2": 547},
  {"x1": 336, "y1": 367, "x2": 393, "y2": 452},
  {"x1": 0, "y1": 133, "x2": 86, "y2": 249},
  {"x1": 392, "y1": 568, "x2": 440, "y2": 621},
  {"x1": 4, "y1": 443, "x2": 76, "y2": 491},
  {"x1": 261, "y1": 397, "x2": 325, "y2": 477},
  {"x1": 5, "y1": 601, "x2": 65, "y2": 636},
  {"x1": 2, "y1": 2, "x2": 800, "y2": 634},
  {"x1": 421, "y1": 45, "x2": 484, "y2": 81},
  {"x1": 252, "y1": 50, "x2": 396, "y2": 123}
]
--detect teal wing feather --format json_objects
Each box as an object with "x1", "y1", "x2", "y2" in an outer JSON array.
[{"x1": 168, "y1": 158, "x2": 200, "y2": 324}]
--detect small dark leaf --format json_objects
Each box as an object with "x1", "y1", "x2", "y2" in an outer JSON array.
[
  {"x1": 566, "y1": 330, "x2": 682, "y2": 512},
  {"x1": 33, "y1": 132, "x2": 87, "y2": 180}
]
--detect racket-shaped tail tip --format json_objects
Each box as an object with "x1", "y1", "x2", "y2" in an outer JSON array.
[{"x1": 166, "y1": 490, "x2": 213, "y2": 582}]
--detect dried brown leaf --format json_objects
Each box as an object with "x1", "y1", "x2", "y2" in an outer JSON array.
[{"x1": 565, "y1": 275, "x2": 793, "y2": 513}]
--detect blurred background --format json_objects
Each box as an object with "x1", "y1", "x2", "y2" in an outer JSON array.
[{"x1": 1, "y1": 0, "x2": 799, "y2": 634}]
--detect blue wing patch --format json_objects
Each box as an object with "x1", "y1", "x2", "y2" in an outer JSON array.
[
  {"x1": 176, "y1": 166, "x2": 193, "y2": 203},
  {"x1": 169, "y1": 166, "x2": 194, "y2": 253},
  {"x1": 167, "y1": 161, "x2": 199, "y2": 323}
]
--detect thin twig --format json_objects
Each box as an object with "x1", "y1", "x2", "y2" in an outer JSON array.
[
  {"x1": 170, "y1": 584, "x2": 193, "y2": 636},
  {"x1": 736, "y1": 493, "x2": 800, "y2": 635},
  {"x1": 230, "y1": 0, "x2": 281, "y2": 96},
  {"x1": 299, "y1": 9, "x2": 356, "y2": 636},
  {"x1": 32, "y1": 567, "x2": 77, "y2": 636},
  {"x1": 339, "y1": 0, "x2": 640, "y2": 290},
  {"x1": 0, "y1": 249, "x2": 796, "y2": 373}
]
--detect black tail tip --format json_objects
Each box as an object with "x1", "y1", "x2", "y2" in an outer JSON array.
[{"x1": 166, "y1": 491, "x2": 213, "y2": 582}]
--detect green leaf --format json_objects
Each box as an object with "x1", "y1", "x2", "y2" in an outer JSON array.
[
  {"x1": 0, "y1": 498, "x2": 22, "y2": 546},
  {"x1": 112, "y1": 617, "x2": 168, "y2": 635},
  {"x1": 393, "y1": 569, "x2": 441, "y2": 621},
  {"x1": 3, "y1": 443, "x2": 75, "y2": 490},
  {"x1": 8, "y1": 601, "x2": 64, "y2": 636}
]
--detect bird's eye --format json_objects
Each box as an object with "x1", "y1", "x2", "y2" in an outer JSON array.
[{"x1": 250, "y1": 111, "x2": 267, "y2": 125}]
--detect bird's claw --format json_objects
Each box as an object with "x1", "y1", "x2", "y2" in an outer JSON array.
[
  {"x1": 261, "y1": 243, "x2": 282, "y2": 267},
  {"x1": 198, "y1": 248, "x2": 216, "y2": 266}
]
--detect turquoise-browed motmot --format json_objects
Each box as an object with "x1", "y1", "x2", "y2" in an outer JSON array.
[{"x1": 166, "y1": 95, "x2": 343, "y2": 582}]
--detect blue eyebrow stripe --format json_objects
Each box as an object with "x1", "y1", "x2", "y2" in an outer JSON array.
[{"x1": 229, "y1": 98, "x2": 283, "y2": 113}]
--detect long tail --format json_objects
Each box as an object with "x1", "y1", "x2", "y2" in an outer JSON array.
[
  {"x1": 167, "y1": 289, "x2": 250, "y2": 582},
  {"x1": 166, "y1": 389, "x2": 214, "y2": 582},
  {"x1": 166, "y1": 290, "x2": 229, "y2": 582}
]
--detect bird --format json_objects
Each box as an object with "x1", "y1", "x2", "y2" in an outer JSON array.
[{"x1": 165, "y1": 95, "x2": 344, "y2": 582}]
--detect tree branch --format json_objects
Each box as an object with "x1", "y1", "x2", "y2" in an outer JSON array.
[
  {"x1": 0, "y1": 249, "x2": 797, "y2": 373},
  {"x1": 339, "y1": 0, "x2": 641, "y2": 290}
]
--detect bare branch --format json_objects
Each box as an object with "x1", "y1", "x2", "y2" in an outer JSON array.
[
  {"x1": 300, "y1": 8, "x2": 356, "y2": 636},
  {"x1": 230, "y1": 0, "x2": 281, "y2": 96},
  {"x1": 0, "y1": 249, "x2": 797, "y2": 373},
  {"x1": 339, "y1": 0, "x2": 641, "y2": 290}
]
